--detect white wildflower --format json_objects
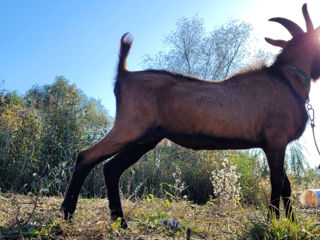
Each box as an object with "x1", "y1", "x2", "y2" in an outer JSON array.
[{"x1": 210, "y1": 158, "x2": 241, "y2": 208}]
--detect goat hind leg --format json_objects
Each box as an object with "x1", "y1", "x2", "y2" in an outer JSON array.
[
  {"x1": 103, "y1": 139, "x2": 161, "y2": 228},
  {"x1": 61, "y1": 148, "x2": 115, "y2": 220},
  {"x1": 61, "y1": 127, "x2": 147, "y2": 220}
]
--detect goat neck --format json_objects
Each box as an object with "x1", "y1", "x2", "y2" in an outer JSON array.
[{"x1": 269, "y1": 59, "x2": 311, "y2": 101}]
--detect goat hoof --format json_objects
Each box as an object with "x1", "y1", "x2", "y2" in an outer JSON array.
[
  {"x1": 60, "y1": 204, "x2": 74, "y2": 221},
  {"x1": 120, "y1": 218, "x2": 128, "y2": 229},
  {"x1": 111, "y1": 215, "x2": 128, "y2": 228},
  {"x1": 64, "y1": 212, "x2": 74, "y2": 221}
]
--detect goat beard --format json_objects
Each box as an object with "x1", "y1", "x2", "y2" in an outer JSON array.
[{"x1": 311, "y1": 53, "x2": 320, "y2": 81}]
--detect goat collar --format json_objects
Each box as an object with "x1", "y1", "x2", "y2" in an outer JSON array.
[
  {"x1": 268, "y1": 61, "x2": 309, "y2": 102},
  {"x1": 284, "y1": 63, "x2": 311, "y2": 89}
]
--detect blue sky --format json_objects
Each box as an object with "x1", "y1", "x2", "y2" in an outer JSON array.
[
  {"x1": 1, "y1": 0, "x2": 317, "y2": 116},
  {"x1": 0, "y1": 0, "x2": 259, "y2": 116},
  {"x1": 2, "y1": 0, "x2": 320, "y2": 166}
]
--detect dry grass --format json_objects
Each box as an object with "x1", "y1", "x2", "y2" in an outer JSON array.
[{"x1": 1, "y1": 192, "x2": 320, "y2": 239}]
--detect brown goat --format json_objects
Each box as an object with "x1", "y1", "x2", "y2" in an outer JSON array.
[{"x1": 62, "y1": 4, "x2": 320, "y2": 228}]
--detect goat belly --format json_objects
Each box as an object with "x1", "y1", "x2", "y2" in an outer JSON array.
[{"x1": 164, "y1": 131, "x2": 263, "y2": 150}]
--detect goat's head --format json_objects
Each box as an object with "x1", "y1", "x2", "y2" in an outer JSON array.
[{"x1": 265, "y1": 3, "x2": 320, "y2": 81}]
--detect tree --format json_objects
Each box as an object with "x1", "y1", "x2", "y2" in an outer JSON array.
[{"x1": 143, "y1": 17, "x2": 254, "y2": 80}]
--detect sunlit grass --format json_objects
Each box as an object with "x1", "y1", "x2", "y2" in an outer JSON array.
[
  {"x1": 243, "y1": 211, "x2": 320, "y2": 239},
  {"x1": 1, "y1": 193, "x2": 320, "y2": 239}
]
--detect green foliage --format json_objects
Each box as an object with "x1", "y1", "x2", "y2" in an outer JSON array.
[
  {"x1": 0, "y1": 90, "x2": 42, "y2": 193},
  {"x1": 0, "y1": 77, "x2": 111, "y2": 196},
  {"x1": 230, "y1": 151, "x2": 264, "y2": 205},
  {"x1": 244, "y1": 213, "x2": 320, "y2": 240},
  {"x1": 121, "y1": 145, "x2": 219, "y2": 204},
  {"x1": 120, "y1": 144, "x2": 268, "y2": 205},
  {"x1": 300, "y1": 167, "x2": 320, "y2": 189}
]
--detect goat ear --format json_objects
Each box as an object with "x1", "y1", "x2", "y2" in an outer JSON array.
[{"x1": 265, "y1": 37, "x2": 287, "y2": 48}]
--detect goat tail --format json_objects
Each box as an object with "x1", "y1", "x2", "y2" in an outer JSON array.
[{"x1": 118, "y1": 32, "x2": 133, "y2": 77}]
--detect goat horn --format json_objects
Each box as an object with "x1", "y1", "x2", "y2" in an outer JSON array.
[
  {"x1": 302, "y1": 3, "x2": 314, "y2": 32},
  {"x1": 269, "y1": 17, "x2": 304, "y2": 37}
]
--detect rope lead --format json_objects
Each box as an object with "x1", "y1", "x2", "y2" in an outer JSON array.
[{"x1": 306, "y1": 100, "x2": 320, "y2": 169}]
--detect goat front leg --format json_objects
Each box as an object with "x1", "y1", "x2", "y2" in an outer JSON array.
[
  {"x1": 282, "y1": 173, "x2": 294, "y2": 220},
  {"x1": 103, "y1": 140, "x2": 161, "y2": 228},
  {"x1": 265, "y1": 146, "x2": 286, "y2": 219}
]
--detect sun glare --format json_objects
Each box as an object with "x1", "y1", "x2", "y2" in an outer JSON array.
[
  {"x1": 242, "y1": 0, "x2": 320, "y2": 168},
  {"x1": 243, "y1": 0, "x2": 320, "y2": 43}
]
